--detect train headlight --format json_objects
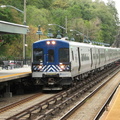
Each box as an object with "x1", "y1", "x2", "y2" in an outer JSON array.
[
  {"x1": 52, "y1": 41, "x2": 56, "y2": 45},
  {"x1": 60, "y1": 64, "x2": 65, "y2": 69},
  {"x1": 38, "y1": 65, "x2": 43, "y2": 69},
  {"x1": 46, "y1": 41, "x2": 50, "y2": 45},
  {"x1": 59, "y1": 63, "x2": 70, "y2": 71},
  {"x1": 33, "y1": 65, "x2": 43, "y2": 71},
  {"x1": 46, "y1": 41, "x2": 56, "y2": 45}
]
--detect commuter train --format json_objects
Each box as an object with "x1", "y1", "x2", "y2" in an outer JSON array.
[{"x1": 32, "y1": 38, "x2": 120, "y2": 90}]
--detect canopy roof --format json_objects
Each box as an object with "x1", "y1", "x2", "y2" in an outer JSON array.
[{"x1": 0, "y1": 20, "x2": 29, "y2": 34}]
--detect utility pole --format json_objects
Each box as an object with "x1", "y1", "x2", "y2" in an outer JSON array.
[
  {"x1": 65, "y1": 16, "x2": 67, "y2": 34},
  {"x1": 23, "y1": 0, "x2": 27, "y2": 65}
]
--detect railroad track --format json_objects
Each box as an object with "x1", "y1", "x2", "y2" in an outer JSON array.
[
  {"x1": 4, "y1": 64, "x2": 119, "y2": 120},
  {"x1": 0, "y1": 93, "x2": 43, "y2": 113},
  {"x1": 94, "y1": 85, "x2": 119, "y2": 120},
  {"x1": 0, "y1": 92, "x2": 56, "y2": 120},
  {"x1": 59, "y1": 66, "x2": 120, "y2": 120}
]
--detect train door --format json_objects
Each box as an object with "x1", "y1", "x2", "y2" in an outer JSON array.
[
  {"x1": 77, "y1": 47, "x2": 81, "y2": 71},
  {"x1": 90, "y1": 48, "x2": 93, "y2": 68},
  {"x1": 95, "y1": 47, "x2": 99, "y2": 68},
  {"x1": 47, "y1": 49, "x2": 54, "y2": 63},
  {"x1": 104, "y1": 49, "x2": 106, "y2": 64},
  {"x1": 45, "y1": 47, "x2": 57, "y2": 65},
  {"x1": 98, "y1": 49, "x2": 100, "y2": 65},
  {"x1": 94, "y1": 47, "x2": 97, "y2": 69}
]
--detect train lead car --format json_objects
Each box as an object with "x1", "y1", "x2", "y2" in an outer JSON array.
[{"x1": 32, "y1": 38, "x2": 120, "y2": 90}]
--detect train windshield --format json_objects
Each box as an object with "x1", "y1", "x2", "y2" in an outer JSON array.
[
  {"x1": 59, "y1": 48, "x2": 69, "y2": 62},
  {"x1": 33, "y1": 48, "x2": 43, "y2": 62}
]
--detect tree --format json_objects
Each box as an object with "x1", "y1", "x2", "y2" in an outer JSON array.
[
  {"x1": 27, "y1": 5, "x2": 51, "y2": 27},
  {"x1": 26, "y1": 0, "x2": 54, "y2": 9},
  {"x1": 0, "y1": 0, "x2": 120, "y2": 58}
]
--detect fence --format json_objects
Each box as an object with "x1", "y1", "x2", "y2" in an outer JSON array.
[{"x1": 0, "y1": 57, "x2": 31, "y2": 70}]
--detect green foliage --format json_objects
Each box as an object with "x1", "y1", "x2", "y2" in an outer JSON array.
[
  {"x1": 51, "y1": 0, "x2": 70, "y2": 9},
  {"x1": 0, "y1": 0, "x2": 119, "y2": 58},
  {"x1": 0, "y1": 8, "x2": 13, "y2": 22},
  {"x1": 27, "y1": 0, "x2": 54, "y2": 9},
  {"x1": 27, "y1": 5, "x2": 51, "y2": 27}
]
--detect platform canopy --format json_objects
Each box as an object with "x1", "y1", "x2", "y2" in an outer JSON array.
[{"x1": 0, "y1": 20, "x2": 29, "y2": 34}]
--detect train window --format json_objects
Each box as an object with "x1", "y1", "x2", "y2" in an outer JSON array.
[
  {"x1": 59, "y1": 48, "x2": 69, "y2": 62},
  {"x1": 48, "y1": 49, "x2": 54, "y2": 62},
  {"x1": 33, "y1": 48, "x2": 43, "y2": 62},
  {"x1": 93, "y1": 54, "x2": 96, "y2": 59},
  {"x1": 81, "y1": 54, "x2": 84, "y2": 61},
  {"x1": 81, "y1": 54, "x2": 89, "y2": 61},
  {"x1": 100, "y1": 53, "x2": 105, "y2": 58}
]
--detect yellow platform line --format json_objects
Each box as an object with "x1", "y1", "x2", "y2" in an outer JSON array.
[{"x1": 0, "y1": 72, "x2": 31, "y2": 78}]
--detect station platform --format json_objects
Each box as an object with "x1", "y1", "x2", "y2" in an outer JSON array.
[
  {"x1": 100, "y1": 85, "x2": 120, "y2": 120},
  {"x1": 0, "y1": 66, "x2": 31, "y2": 82}
]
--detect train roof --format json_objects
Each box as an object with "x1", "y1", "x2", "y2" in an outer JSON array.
[
  {"x1": 33, "y1": 38, "x2": 93, "y2": 47},
  {"x1": 33, "y1": 38, "x2": 120, "y2": 50},
  {"x1": 33, "y1": 38, "x2": 69, "y2": 44}
]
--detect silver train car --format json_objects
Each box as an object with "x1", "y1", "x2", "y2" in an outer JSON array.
[{"x1": 32, "y1": 38, "x2": 120, "y2": 90}]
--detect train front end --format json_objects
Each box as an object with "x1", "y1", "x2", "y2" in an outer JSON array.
[{"x1": 32, "y1": 39, "x2": 72, "y2": 90}]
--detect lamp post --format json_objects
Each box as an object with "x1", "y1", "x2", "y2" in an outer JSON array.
[
  {"x1": 0, "y1": 5, "x2": 24, "y2": 13},
  {"x1": 70, "y1": 29, "x2": 83, "y2": 36},
  {"x1": 0, "y1": 0, "x2": 27, "y2": 65},
  {"x1": 56, "y1": 30, "x2": 62, "y2": 39},
  {"x1": 36, "y1": 25, "x2": 43, "y2": 40},
  {"x1": 70, "y1": 29, "x2": 86, "y2": 42},
  {"x1": 48, "y1": 24, "x2": 66, "y2": 30},
  {"x1": 47, "y1": 28, "x2": 53, "y2": 38},
  {"x1": 48, "y1": 24, "x2": 68, "y2": 39},
  {"x1": 23, "y1": 0, "x2": 27, "y2": 65}
]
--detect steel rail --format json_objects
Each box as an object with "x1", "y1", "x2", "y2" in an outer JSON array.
[
  {"x1": 6, "y1": 64, "x2": 120, "y2": 120},
  {"x1": 6, "y1": 91, "x2": 68, "y2": 120},
  {"x1": 59, "y1": 65, "x2": 120, "y2": 120},
  {"x1": 94, "y1": 85, "x2": 119, "y2": 120},
  {"x1": 0, "y1": 93, "x2": 43, "y2": 113}
]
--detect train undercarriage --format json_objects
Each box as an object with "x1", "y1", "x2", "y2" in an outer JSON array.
[
  {"x1": 33, "y1": 62, "x2": 118, "y2": 91},
  {"x1": 34, "y1": 77, "x2": 74, "y2": 90}
]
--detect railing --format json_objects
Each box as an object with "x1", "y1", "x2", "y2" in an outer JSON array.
[{"x1": 0, "y1": 57, "x2": 31, "y2": 69}]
